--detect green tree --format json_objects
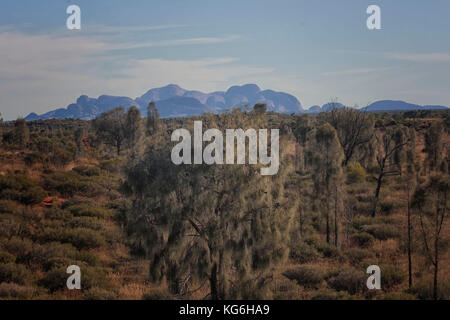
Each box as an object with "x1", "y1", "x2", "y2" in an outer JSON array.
[
  {"x1": 92, "y1": 107, "x2": 126, "y2": 155},
  {"x1": 424, "y1": 121, "x2": 444, "y2": 172},
  {"x1": 125, "y1": 106, "x2": 142, "y2": 153},
  {"x1": 123, "y1": 114, "x2": 297, "y2": 299},
  {"x1": 146, "y1": 101, "x2": 160, "y2": 135},
  {"x1": 253, "y1": 103, "x2": 267, "y2": 115},
  {"x1": 14, "y1": 118, "x2": 29, "y2": 148},
  {"x1": 312, "y1": 123, "x2": 344, "y2": 244},
  {"x1": 293, "y1": 115, "x2": 313, "y2": 171},
  {"x1": 74, "y1": 127, "x2": 86, "y2": 155}
]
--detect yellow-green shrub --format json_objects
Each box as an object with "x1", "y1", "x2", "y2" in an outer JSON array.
[{"x1": 346, "y1": 162, "x2": 367, "y2": 184}]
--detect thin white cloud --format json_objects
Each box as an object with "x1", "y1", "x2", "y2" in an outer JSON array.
[
  {"x1": 122, "y1": 57, "x2": 274, "y2": 92},
  {"x1": 110, "y1": 35, "x2": 240, "y2": 50},
  {"x1": 85, "y1": 24, "x2": 188, "y2": 34},
  {"x1": 0, "y1": 31, "x2": 108, "y2": 81},
  {"x1": 388, "y1": 52, "x2": 450, "y2": 63},
  {"x1": 321, "y1": 67, "x2": 392, "y2": 77},
  {"x1": 335, "y1": 49, "x2": 450, "y2": 63}
]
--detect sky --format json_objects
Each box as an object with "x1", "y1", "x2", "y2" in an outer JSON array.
[{"x1": 0, "y1": 0, "x2": 449, "y2": 120}]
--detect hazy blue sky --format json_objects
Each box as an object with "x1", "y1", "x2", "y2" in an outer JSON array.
[{"x1": 1, "y1": 0, "x2": 449, "y2": 119}]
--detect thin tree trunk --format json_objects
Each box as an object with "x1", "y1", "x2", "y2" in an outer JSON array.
[
  {"x1": 326, "y1": 199, "x2": 330, "y2": 244},
  {"x1": 372, "y1": 173, "x2": 383, "y2": 217},
  {"x1": 117, "y1": 141, "x2": 121, "y2": 155},
  {"x1": 334, "y1": 185, "x2": 338, "y2": 246},
  {"x1": 210, "y1": 263, "x2": 218, "y2": 300},
  {"x1": 299, "y1": 206, "x2": 304, "y2": 238},
  {"x1": 407, "y1": 186, "x2": 413, "y2": 289},
  {"x1": 218, "y1": 251, "x2": 224, "y2": 299},
  {"x1": 433, "y1": 205, "x2": 439, "y2": 301},
  {"x1": 434, "y1": 258, "x2": 438, "y2": 300}
]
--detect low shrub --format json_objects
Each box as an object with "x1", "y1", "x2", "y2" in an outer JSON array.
[
  {"x1": 356, "y1": 194, "x2": 372, "y2": 203},
  {"x1": 81, "y1": 266, "x2": 111, "y2": 290},
  {"x1": 229, "y1": 277, "x2": 273, "y2": 299},
  {"x1": 345, "y1": 248, "x2": 375, "y2": 265},
  {"x1": 142, "y1": 288, "x2": 173, "y2": 300},
  {"x1": 39, "y1": 265, "x2": 109, "y2": 292},
  {"x1": 43, "y1": 172, "x2": 101, "y2": 197},
  {"x1": 363, "y1": 224, "x2": 400, "y2": 240},
  {"x1": 68, "y1": 228, "x2": 106, "y2": 249},
  {"x1": 289, "y1": 242, "x2": 319, "y2": 263},
  {"x1": 382, "y1": 292, "x2": 417, "y2": 300},
  {"x1": 379, "y1": 264, "x2": 406, "y2": 289},
  {"x1": 43, "y1": 172, "x2": 81, "y2": 197},
  {"x1": 61, "y1": 196, "x2": 98, "y2": 209},
  {"x1": 316, "y1": 242, "x2": 342, "y2": 258},
  {"x1": 69, "y1": 217, "x2": 104, "y2": 231},
  {"x1": 346, "y1": 183, "x2": 371, "y2": 195},
  {"x1": 283, "y1": 266, "x2": 324, "y2": 288},
  {"x1": 0, "y1": 200, "x2": 16, "y2": 213},
  {"x1": 351, "y1": 201, "x2": 372, "y2": 215},
  {"x1": 327, "y1": 268, "x2": 366, "y2": 295},
  {"x1": 2, "y1": 237, "x2": 33, "y2": 263},
  {"x1": 24, "y1": 152, "x2": 45, "y2": 167},
  {"x1": 351, "y1": 232, "x2": 375, "y2": 248},
  {"x1": 311, "y1": 289, "x2": 352, "y2": 300},
  {"x1": 75, "y1": 251, "x2": 101, "y2": 266},
  {"x1": 352, "y1": 216, "x2": 397, "y2": 230},
  {"x1": 379, "y1": 200, "x2": 395, "y2": 215},
  {"x1": 44, "y1": 208, "x2": 72, "y2": 221},
  {"x1": 0, "y1": 282, "x2": 35, "y2": 299},
  {"x1": 27, "y1": 242, "x2": 77, "y2": 267},
  {"x1": 83, "y1": 287, "x2": 117, "y2": 300},
  {"x1": 0, "y1": 215, "x2": 23, "y2": 239},
  {"x1": 304, "y1": 236, "x2": 320, "y2": 248},
  {"x1": 352, "y1": 217, "x2": 374, "y2": 231},
  {"x1": 107, "y1": 199, "x2": 131, "y2": 224},
  {"x1": 49, "y1": 148, "x2": 74, "y2": 167},
  {"x1": 42, "y1": 257, "x2": 75, "y2": 271},
  {"x1": 0, "y1": 175, "x2": 47, "y2": 205},
  {"x1": 38, "y1": 267, "x2": 68, "y2": 292},
  {"x1": 67, "y1": 205, "x2": 112, "y2": 219},
  {"x1": 0, "y1": 251, "x2": 16, "y2": 264},
  {"x1": 99, "y1": 159, "x2": 123, "y2": 174},
  {"x1": 410, "y1": 280, "x2": 450, "y2": 300},
  {"x1": 273, "y1": 278, "x2": 298, "y2": 300},
  {"x1": 346, "y1": 162, "x2": 367, "y2": 184},
  {"x1": 72, "y1": 166, "x2": 101, "y2": 177},
  {"x1": 39, "y1": 228, "x2": 106, "y2": 250},
  {"x1": 0, "y1": 263, "x2": 32, "y2": 285}
]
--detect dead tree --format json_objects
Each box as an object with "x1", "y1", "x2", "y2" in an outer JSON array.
[
  {"x1": 324, "y1": 107, "x2": 374, "y2": 166},
  {"x1": 412, "y1": 176, "x2": 448, "y2": 300},
  {"x1": 371, "y1": 128, "x2": 409, "y2": 217}
]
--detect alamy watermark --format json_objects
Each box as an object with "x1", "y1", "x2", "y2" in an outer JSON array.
[
  {"x1": 66, "y1": 265, "x2": 81, "y2": 290},
  {"x1": 367, "y1": 5, "x2": 381, "y2": 30},
  {"x1": 366, "y1": 265, "x2": 381, "y2": 290},
  {"x1": 171, "y1": 121, "x2": 279, "y2": 176},
  {"x1": 66, "y1": 5, "x2": 81, "y2": 30}
]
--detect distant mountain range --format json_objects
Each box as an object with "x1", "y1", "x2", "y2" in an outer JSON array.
[
  {"x1": 306, "y1": 100, "x2": 448, "y2": 113},
  {"x1": 25, "y1": 84, "x2": 303, "y2": 120},
  {"x1": 361, "y1": 100, "x2": 448, "y2": 112},
  {"x1": 24, "y1": 84, "x2": 448, "y2": 121}
]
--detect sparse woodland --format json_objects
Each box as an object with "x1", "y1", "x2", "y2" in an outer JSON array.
[{"x1": 0, "y1": 106, "x2": 448, "y2": 300}]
